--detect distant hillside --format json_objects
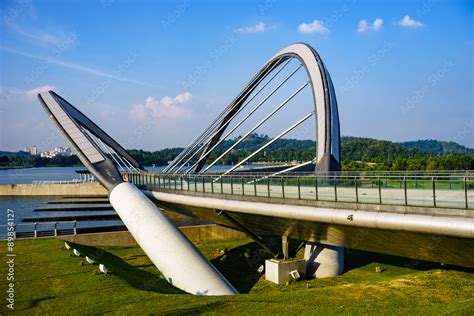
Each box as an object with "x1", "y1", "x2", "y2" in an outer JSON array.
[
  {"x1": 400, "y1": 140, "x2": 473, "y2": 154},
  {"x1": 1, "y1": 135, "x2": 473, "y2": 170},
  {"x1": 0, "y1": 150, "x2": 31, "y2": 157},
  {"x1": 341, "y1": 137, "x2": 419, "y2": 162}
]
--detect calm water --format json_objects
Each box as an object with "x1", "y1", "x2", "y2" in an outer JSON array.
[
  {"x1": 0, "y1": 164, "x2": 271, "y2": 184},
  {"x1": 0, "y1": 166, "x2": 123, "y2": 238},
  {"x1": 0, "y1": 166, "x2": 88, "y2": 184},
  {"x1": 0, "y1": 165, "x2": 253, "y2": 238},
  {"x1": 0, "y1": 196, "x2": 123, "y2": 239}
]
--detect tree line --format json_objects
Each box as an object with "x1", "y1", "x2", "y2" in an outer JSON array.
[{"x1": 1, "y1": 134, "x2": 473, "y2": 171}]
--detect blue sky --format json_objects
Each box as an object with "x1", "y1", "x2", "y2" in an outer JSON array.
[{"x1": 0, "y1": 0, "x2": 473, "y2": 151}]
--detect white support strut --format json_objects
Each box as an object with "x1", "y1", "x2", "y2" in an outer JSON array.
[{"x1": 109, "y1": 182, "x2": 238, "y2": 295}]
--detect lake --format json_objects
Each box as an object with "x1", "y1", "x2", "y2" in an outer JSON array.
[{"x1": 0, "y1": 164, "x2": 271, "y2": 184}]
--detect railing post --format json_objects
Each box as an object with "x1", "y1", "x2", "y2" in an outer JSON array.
[
  {"x1": 334, "y1": 175, "x2": 337, "y2": 202},
  {"x1": 314, "y1": 176, "x2": 318, "y2": 201},
  {"x1": 211, "y1": 177, "x2": 214, "y2": 194},
  {"x1": 174, "y1": 178, "x2": 177, "y2": 190},
  {"x1": 432, "y1": 177, "x2": 436, "y2": 207},
  {"x1": 241, "y1": 177, "x2": 245, "y2": 196},
  {"x1": 297, "y1": 177, "x2": 301, "y2": 200},
  {"x1": 220, "y1": 177, "x2": 223, "y2": 194},
  {"x1": 194, "y1": 176, "x2": 197, "y2": 192},
  {"x1": 378, "y1": 176, "x2": 382, "y2": 204},
  {"x1": 54, "y1": 222, "x2": 58, "y2": 237},
  {"x1": 355, "y1": 176, "x2": 359, "y2": 203},
  {"x1": 254, "y1": 177, "x2": 257, "y2": 196},
  {"x1": 465, "y1": 177, "x2": 469, "y2": 209},
  {"x1": 230, "y1": 176, "x2": 234, "y2": 195},
  {"x1": 281, "y1": 177, "x2": 285, "y2": 199},
  {"x1": 202, "y1": 177, "x2": 205, "y2": 192},
  {"x1": 187, "y1": 176, "x2": 190, "y2": 191},
  {"x1": 267, "y1": 178, "x2": 270, "y2": 198},
  {"x1": 404, "y1": 176, "x2": 408, "y2": 206},
  {"x1": 34, "y1": 222, "x2": 37, "y2": 238},
  {"x1": 180, "y1": 177, "x2": 183, "y2": 190}
]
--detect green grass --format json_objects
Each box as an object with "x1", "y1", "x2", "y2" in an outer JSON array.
[{"x1": 1, "y1": 237, "x2": 473, "y2": 315}]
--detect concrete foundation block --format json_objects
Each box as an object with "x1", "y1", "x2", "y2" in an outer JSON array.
[{"x1": 265, "y1": 258, "x2": 306, "y2": 284}]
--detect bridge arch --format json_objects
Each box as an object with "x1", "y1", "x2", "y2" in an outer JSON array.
[{"x1": 166, "y1": 43, "x2": 341, "y2": 174}]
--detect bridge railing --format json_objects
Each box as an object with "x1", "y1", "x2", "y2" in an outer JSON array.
[
  {"x1": 0, "y1": 221, "x2": 78, "y2": 240},
  {"x1": 127, "y1": 172, "x2": 474, "y2": 210}
]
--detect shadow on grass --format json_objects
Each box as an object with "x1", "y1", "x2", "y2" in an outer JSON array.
[
  {"x1": 345, "y1": 248, "x2": 474, "y2": 273},
  {"x1": 210, "y1": 241, "x2": 268, "y2": 294},
  {"x1": 210, "y1": 236, "x2": 295, "y2": 293},
  {"x1": 68, "y1": 242, "x2": 184, "y2": 295},
  {"x1": 24, "y1": 296, "x2": 57, "y2": 309}
]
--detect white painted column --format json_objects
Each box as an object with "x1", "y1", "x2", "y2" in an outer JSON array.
[
  {"x1": 109, "y1": 182, "x2": 238, "y2": 295},
  {"x1": 304, "y1": 242, "x2": 344, "y2": 278}
]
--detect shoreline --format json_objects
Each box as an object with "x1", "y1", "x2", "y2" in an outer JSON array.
[{"x1": 0, "y1": 183, "x2": 107, "y2": 197}]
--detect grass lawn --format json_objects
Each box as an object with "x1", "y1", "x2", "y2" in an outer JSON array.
[{"x1": 1, "y1": 237, "x2": 473, "y2": 315}]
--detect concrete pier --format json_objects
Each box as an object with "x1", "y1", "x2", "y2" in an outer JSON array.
[{"x1": 304, "y1": 242, "x2": 344, "y2": 278}]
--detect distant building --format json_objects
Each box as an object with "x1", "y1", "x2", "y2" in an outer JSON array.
[
  {"x1": 23, "y1": 146, "x2": 37, "y2": 155},
  {"x1": 40, "y1": 146, "x2": 73, "y2": 158}
]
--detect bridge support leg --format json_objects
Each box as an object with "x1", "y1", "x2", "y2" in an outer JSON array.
[
  {"x1": 110, "y1": 183, "x2": 238, "y2": 295},
  {"x1": 304, "y1": 242, "x2": 344, "y2": 278},
  {"x1": 282, "y1": 236, "x2": 289, "y2": 259}
]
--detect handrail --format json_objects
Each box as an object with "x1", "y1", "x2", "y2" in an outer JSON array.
[
  {"x1": 0, "y1": 220, "x2": 78, "y2": 240},
  {"x1": 32, "y1": 178, "x2": 96, "y2": 184},
  {"x1": 125, "y1": 171, "x2": 473, "y2": 210}
]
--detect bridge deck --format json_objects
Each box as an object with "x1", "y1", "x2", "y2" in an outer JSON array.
[
  {"x1": 128, "y1": 172, "x2": 474, "y2": 267},
  {"x1": 129, "y1": 172, "x2": 474, "y2": 212}
]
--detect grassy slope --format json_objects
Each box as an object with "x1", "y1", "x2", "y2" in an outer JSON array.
[{"x1": 1, "y1": 237, "x2": 473, "y2": 315}]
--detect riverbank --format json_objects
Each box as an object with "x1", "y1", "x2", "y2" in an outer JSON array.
[{"x1": 0, "y1": 183, "x2": 107, "y2": 196}]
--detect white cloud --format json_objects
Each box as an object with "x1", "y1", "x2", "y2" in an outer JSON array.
[
  {"x1": 372, "y1": 18, "x2": 384, "y2": 31},
  {"x1": 358, "y1": 18, "x2": 384, "y2": 32},
  {"x1": 358, "y1": 20, "x2": 369, "y2": 33},
  {"x1": 398, "y1": 15, "x2": 425, "y2": 28},
  {"x1": 129, "y1": 92, "x2": 193, "y2": 122},
  {"x1": 235, "y1": 22, "x2": 266, "y2": 33},
  {"x1": 0, "y1": 46, "x2": 152, "y2": 87},
  {"x1": 26, "y1": 85, "x2": 56, "y2": 97},
  {"x1": 297, "y1": 20, "x2": 330, "y2": 34}
]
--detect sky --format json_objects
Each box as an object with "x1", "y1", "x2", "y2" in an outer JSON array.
[{"x1": 0, "y1": 0, "x2": 473, "y2": 152}]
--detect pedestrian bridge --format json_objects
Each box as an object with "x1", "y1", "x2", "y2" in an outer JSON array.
[
  {"x1": 128, "y1": 171, "x2": 474, "y2": 269},
  {"x1": 36, "y1": 42, "x2": 474, "y2": 295}
]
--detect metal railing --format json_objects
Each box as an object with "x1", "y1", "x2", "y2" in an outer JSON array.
[
  {"x1": 0, "y1": 221, "x2": 77, "y2": 240},
  {"x1": 127, "y1": 171, "x2": 474, "y2": 210},
  {"x1": 32, "y1": 178, "x2": 96, "y2": 184}
]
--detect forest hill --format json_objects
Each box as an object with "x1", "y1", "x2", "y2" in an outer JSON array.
[{"x1": 1, "y1": 135, "x2": 473, "y2": 171}]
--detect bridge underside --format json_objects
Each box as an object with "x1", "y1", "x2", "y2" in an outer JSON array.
[{"x1": 143, "y1": 188, "x2": 474, "y2": 269}]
